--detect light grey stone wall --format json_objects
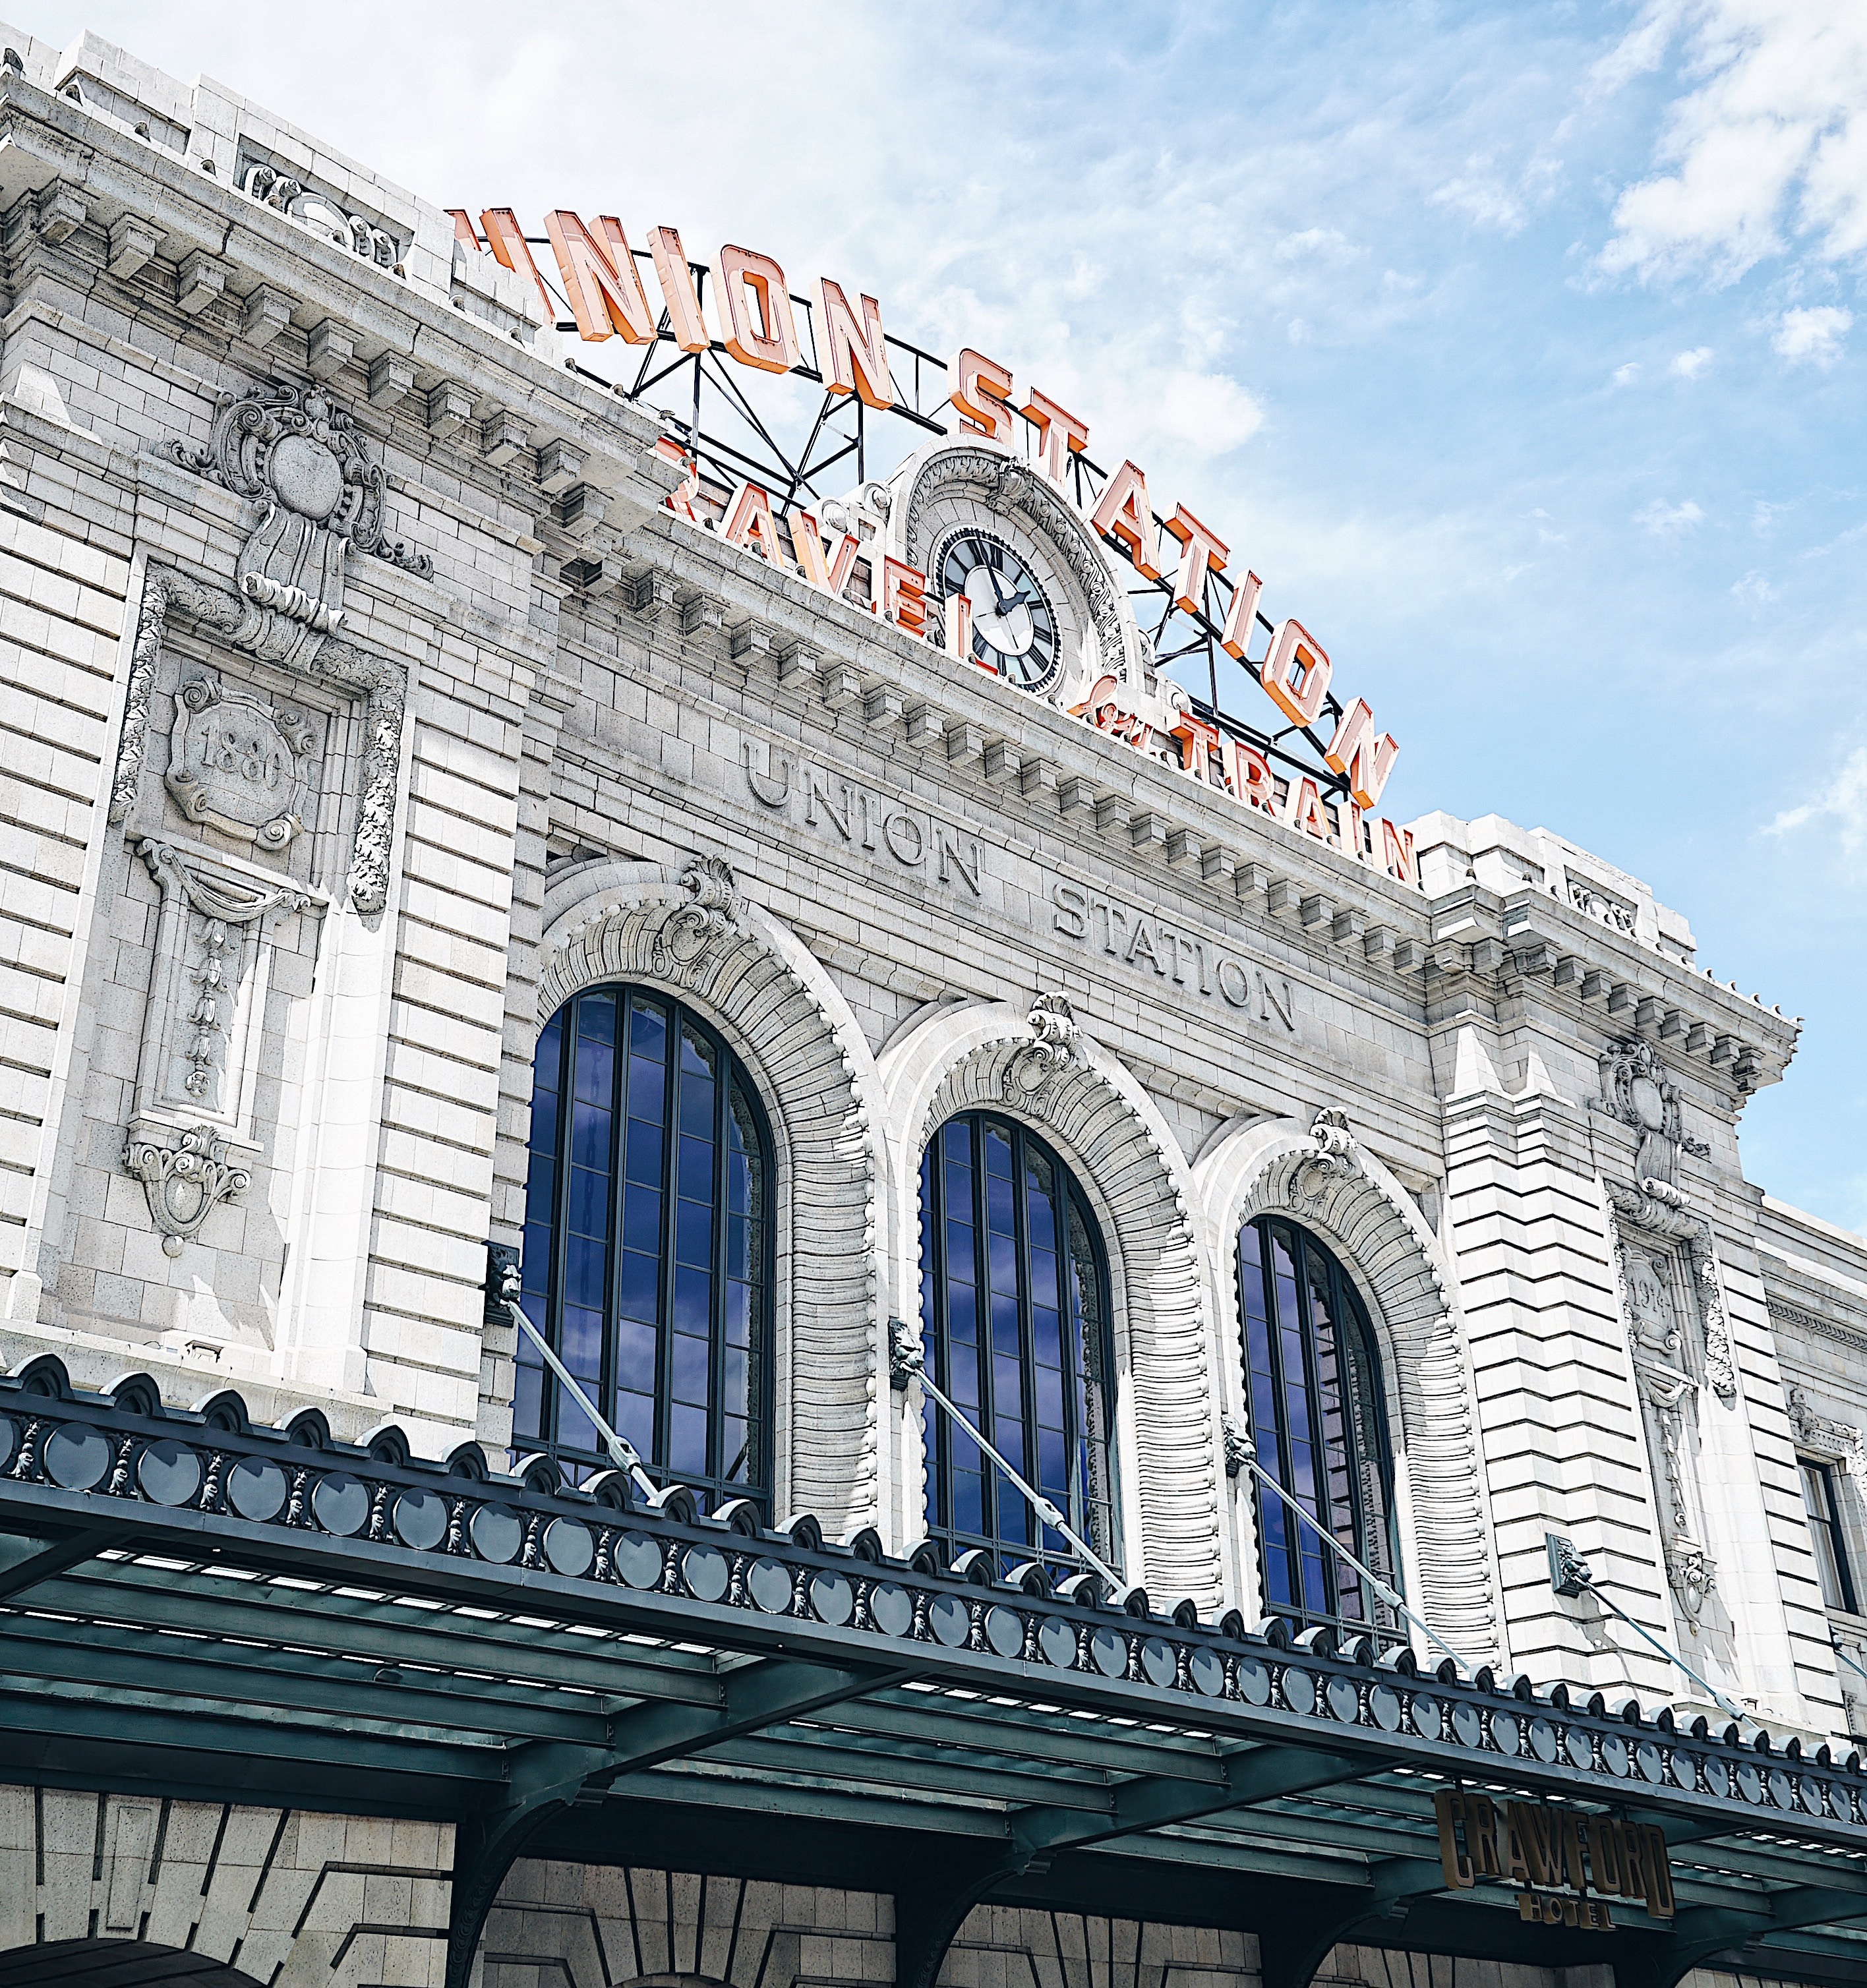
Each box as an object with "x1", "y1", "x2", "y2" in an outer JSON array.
[{"x1": 0, "y1": 14, "x2": 1856, "y2": 1772}]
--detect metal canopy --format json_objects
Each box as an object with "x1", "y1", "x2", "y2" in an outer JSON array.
[{"x1": 4, "y1": 1364, "x2": 1867, "y2": 1988}]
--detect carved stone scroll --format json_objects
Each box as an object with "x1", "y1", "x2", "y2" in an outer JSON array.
[{"x1": 165, "y1": 674, "x2": 313, "y2": 850}]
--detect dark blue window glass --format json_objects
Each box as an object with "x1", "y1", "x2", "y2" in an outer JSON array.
[
  {"x1": 516, "y1": 987, "x2": 771, "y2": 1509},
  {"x1": 918, "y1": 1114, "x2": 1115, "y2": 1575},
  {"x1": 1237, "y1": 1216, "x2": 1395, "y2": 1634}
]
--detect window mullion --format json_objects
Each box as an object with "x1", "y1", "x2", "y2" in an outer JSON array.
[
  {"x1": 655, "y1": 1004, "x2": 676, "y2": 1478},
  {"x1": 1011, "y1": 1125, "x2": 1036, "y2": 1560},
  {"x1": 546, "y1": 997, "x2": 575, "y2": 1452},
  {"x1": 710, "y1": 1030, "x2": 728, "y2": 1493}
]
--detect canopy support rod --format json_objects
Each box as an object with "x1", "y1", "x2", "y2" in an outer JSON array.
[
  {"x1": 507, "y1": 1298, "x2": 658, "y2": 1501},
  {"x1": 913, "y1": 1364, "x2": 1123, "y2": 1591},
  {"x1": 1237, "y1": 1443, "x2": 1481, "y2": 1677},
  {"x1": 1547, "y1": 1532, "x2": 1746, "y2": 1720}
]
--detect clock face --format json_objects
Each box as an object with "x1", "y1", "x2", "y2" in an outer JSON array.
[{"x1": 934, "y1": 527, "x2": 1066, "y2": 697}]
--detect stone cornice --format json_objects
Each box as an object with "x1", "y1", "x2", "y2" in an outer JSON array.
[
  {"x1": 0, "y1": 73, "x2": 670, "y2": 523},
  {"x1": 599, "y1": 508, "x2": 1443, "y2": 988}
]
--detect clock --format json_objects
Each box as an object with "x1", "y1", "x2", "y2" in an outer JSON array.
[
  {"x1": 935, "y1": 527, "x2": 1063, "y2": 695},
  {"x1": 885, "y1": 440, "x2": 1136, "y2": 709}
]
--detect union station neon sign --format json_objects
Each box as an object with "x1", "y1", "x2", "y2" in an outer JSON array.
[{"x1": 458, "y1": 208, "x2": 1415, "y2": 888}]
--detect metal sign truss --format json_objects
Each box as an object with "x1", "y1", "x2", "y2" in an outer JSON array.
[
  {"x1": 6, "y1": 1362, "x2": 1867, "y2": 1988},
  {"x1": 516, "y1": 240, "x2": 1357, "y2": 808}
]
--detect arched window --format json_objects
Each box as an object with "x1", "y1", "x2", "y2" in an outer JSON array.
[
  {"x1": 1237, "y1": 1215, "x2": 1395, "y2": 1632},
  {"x1": 918, "y1": 1113, "x2": 1115, "y2": 1571},
  {"x1": 517, "y1": 985, "x2": 773, "y2": 1508}
]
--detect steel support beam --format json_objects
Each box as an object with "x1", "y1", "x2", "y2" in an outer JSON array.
[
  {"x1": 0, "y1": 1526, "x2": 130, "y2": 1600},
  {"x1": 446, "y1": 1654, "x2": 910, "y2": 1988}
]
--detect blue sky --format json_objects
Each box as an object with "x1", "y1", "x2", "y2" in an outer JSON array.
[{"x1": 38, "y1": 0, "x2": 1867, "y2": 1230}]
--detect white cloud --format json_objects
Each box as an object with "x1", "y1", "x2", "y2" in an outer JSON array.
[
  {"x1": 1634, "y1": 498, "x2": 1707, "y2": 534},
  {"x1": 1670, "y1": 345, "x2": 1714, "y2": 377},
  {"x1": 1430, "y1": 168, "x2": 1526, "y2": 235},
  {"x1": 1274, "y1": 227, "x2": 1364, "y2": 265},
  {"x1": 1154, "y1": 371, "x2": 1266, "y2": 455},
  {"x1": 1731, "y1": 569, "x2": 1775, "y2": 611},
  {"x1": 1597, "y1": 1, "x2": 1867, "y2": 284},
  {"x1": 1765, "y1": 744, "x2": 1867, "y2": 858},
  {"x1": 1613, "y1": 361, "x2": 1643, "y2": 385},
  {"x1": 1773, "y1": 304, "x2": 1853, "y2": 364}
]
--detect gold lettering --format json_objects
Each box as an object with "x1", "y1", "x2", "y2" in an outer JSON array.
[{"x1": 1435, "y1": 1791, "x2": 1474, "y2": 1890}]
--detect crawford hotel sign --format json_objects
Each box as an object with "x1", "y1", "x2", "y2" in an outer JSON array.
[{"x1": 461, "y1": 207, "x2": 1418, "y2": 887}]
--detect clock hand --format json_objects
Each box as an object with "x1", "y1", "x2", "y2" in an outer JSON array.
[{"x1": 984, "y1": 562, "x2": 1014, "y2": 612}]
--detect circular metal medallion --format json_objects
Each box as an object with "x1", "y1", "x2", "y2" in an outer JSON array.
[
  {"x1": 610, "y1": 1529, "x2": 661, "y2": 1587},
  {"x1": 682, "y1": 1544, "x2": 728, "y2": 1603},
  {"x1": 1326, "y1": 1675, "x2": 1361, "y2": 1723},
  {"x1": 137, "y1": 1438, "x2": 202, "y2": 1509},
  {"x1": 868, "y1": 1581, "x2": 914, "y2": 1638},
  {"x1": 1189, "y1": 1647, "x2": 1226, "y2": 1698},
  {"x1": 311, "y1": 1471, "x2": 370, "y2": 1536},
  {"x1": 393, "y1": 1489, "x2": 447, "y2": 1552},
  {"x1": 1141, "y1": 1637, "x2": 1177, "y2": 1688},
  {"x1": 928, "y1": 1593, "x2": 971, "y2": 1648},
  {"x1": 810, "y1": 1569, "x2": 854, "y2": 1627},
  {"x1": 986, "y1": 1605, "x2": 1026, "y2": 1659},
  {"x1": 1369, "y1": 1683, "x2": 1403, "y2": 1732},
  {"x1": 1410, "y1": 1694, "x2": 1442, "y2": 1740},
  {"x1": 44, "y1": 1425, "x2": 111, "y2": 1492},
  {"x1": 1527, "y1": 1718, "x2": 1558, "y2": 1764},
  {"x1": 1089, "y1": 1626, "x2": 1128, "y2": 1678},
  {"x1": 1282, "y1": 1669, "x2": 1317, "y2": 1717},
  {"x1": 470, "y1": 1504, "x2": 525, "y2": 1566},
  {"x1": 227, "y1": 1455, "x2": 287, "y2": 1522},
  {"x1": 1601, "y1": 1734, "x2": 1631, "y2": 1778},
  {"x1": 748, "y1": 1557, "x2": 794, "y2": 1614},
  {"x1": 1450, "y1": 1702, "x2": 1484, "y2": 1747},
  {"x1": 1236, "y1": 1656, "x2": 1273, "y2": 1706},
  {"x1": 1038, "y1": 1615, "x2": 1079, "y2": 1668},
  {"x1": 544, "y1": 1518, "x2": 594, "y2": 1578}
]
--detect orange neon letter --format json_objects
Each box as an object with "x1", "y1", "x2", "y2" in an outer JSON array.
[
  {"x1": 648, "y1": 227, "x2": 711, "y2": 353},
  {"x1": 448, "y1": 209, "x2": 482, "y2": 250},
  {"x1": 1219, "y1": 569, "x2": 1262, "y2": 660},
  {"x1": 1088, "y1": 461, "x2": 1162, "y2": 576},
  {"x1": 815, "y1": 279, "x2": 893, "y2": 409},
  {"x1": 1324, "y1": 697, "x2": 1400, "y2": 809},
  {"x1": 1021, "y1": 388, "x2": 1088, "y2": 484},
  {"x1": 883, "y1": 558, "x2": 928, "y2": 634},
  {"x1": 717, "y1": 246, "x2": 801, "y2": 374},
  {"x1": 543, "y1": 212, "x2": 656, "y2": 344},
  {"x1": 1224, "y1": 739, "x2": 1276, "y2": 811},
  {"x1": 1260, "y1": 618, "x2": 1334, "y2": 726},
  {"x1": 479, "y1": 208, "x2": 556, "y2": 324},
  {"x1": 949, "y1": 348, "x2": 1016, "y2": 443},
  {"x1": 721, "y1": 481, "x2": 785, "y2": 564},
  {"x1": 653, "y1": 436, "x2": 703, "y2": 525},
  {"x1": 1163, "y1": 504, "x2": 1228, "y2": 614},
  {"x1": 1382, "y1": 819, "x2": 1416, "y2": 887}
]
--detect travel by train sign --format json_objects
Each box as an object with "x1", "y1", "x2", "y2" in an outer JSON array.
[{"x1": 456, "y1": 208, "x2": 1415, "y2": 888}]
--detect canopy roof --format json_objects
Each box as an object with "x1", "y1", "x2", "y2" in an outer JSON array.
[{"x1": 4, "y1": 1358, "x2": 1866, "y2": 1988}]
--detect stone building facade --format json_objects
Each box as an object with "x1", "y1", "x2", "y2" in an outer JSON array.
[{"x1": 1, "y1": 23, "x2": 1865, "y2": 1988}]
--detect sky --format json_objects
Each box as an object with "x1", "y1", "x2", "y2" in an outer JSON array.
[{"x1": 26, "y1": 0, "x2": 1866, "y2": 1231}]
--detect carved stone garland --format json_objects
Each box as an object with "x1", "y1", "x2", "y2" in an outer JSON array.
[{"x1": 111, "y1": 380, "x2": 421, "y2": 913}]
